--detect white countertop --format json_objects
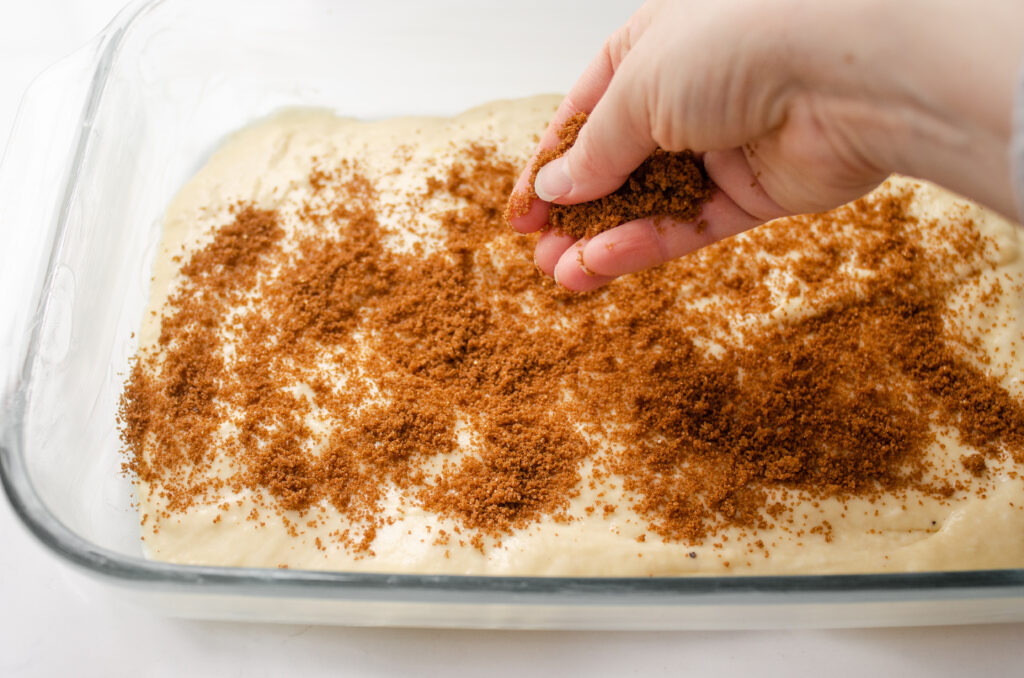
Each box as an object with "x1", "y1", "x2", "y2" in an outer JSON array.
[{"x1": 1, "y1": 2, "x2": 1022, "y2": 676}]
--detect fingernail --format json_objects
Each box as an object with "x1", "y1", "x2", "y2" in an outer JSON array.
[{"x1": 535, "y1": 157, "x2": 573, "y2": 202}]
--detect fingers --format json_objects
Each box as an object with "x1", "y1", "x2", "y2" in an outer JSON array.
[
  {"x1": 507, "y1": 40, "x2": 622, "y2": 234},
  {"x1": 534, "y1": 230, "x2": 576, "y2": 276},
  {"x1": 703, "y1": 147, "x2": 791, "y2": 221},
  {"x1": 535, "y1": 231, "x2": 615, "y2": 292},
  {"x1": 557, "y1": 189, "x2": 765, "y2": 286},
  {"x1": 540, "y1": 146, "x2": 801, "y2": 290},
  {"x1": 535, "y1": 42, "x2": 659, "y2": 206},
  {"x1": 553, "y1": 240, "x2": 615, "y2": 292},
  {"x1": 509, "y1": 4, "x2": 659, "y2": 231},
  {"x1": 536, "y1": 231, "x2": 613, "y2": 291},
  {"x1": 516, "y1": 0, "x2": 789, "y2": 292},
  {"x1": 507, "y1": 197, "x2": 550, "y2": 235}
]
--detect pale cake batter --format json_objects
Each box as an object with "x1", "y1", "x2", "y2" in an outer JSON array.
[{"x1": 122, "y1": 95, "x2": 1024, "y2": 575}]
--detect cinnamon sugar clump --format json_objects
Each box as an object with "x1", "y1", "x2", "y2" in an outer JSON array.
[
  {"x1": 505, "y1": 112, "x2": 714, "y2": 239},
  {"x1": 962, "y1": 453, "x2": 987, "y2": 477},
  {"x1": 122, "y1": 128, "x2": 1024, "y2": 558}
]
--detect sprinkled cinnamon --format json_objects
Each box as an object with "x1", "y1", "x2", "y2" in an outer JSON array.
[{"x1": 121, "y1": 124, "x2": 1024, "y2": 558}]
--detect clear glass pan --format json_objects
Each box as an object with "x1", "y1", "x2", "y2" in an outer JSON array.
[{"x1": 2, "y1": 0, "x2": 1024, "y2": 629}]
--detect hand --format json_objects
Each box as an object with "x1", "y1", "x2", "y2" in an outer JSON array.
[{"x1": 507, "y1": 0, "x2": 1024, "y2": 291}]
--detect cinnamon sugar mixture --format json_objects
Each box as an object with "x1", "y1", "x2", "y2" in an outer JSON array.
[
  {"x1": 121, "y1": 99, "x2": 1024, "y2": 574},
  {"x1": 504, "y1": 112, "x2": 714, "y2": 239}
]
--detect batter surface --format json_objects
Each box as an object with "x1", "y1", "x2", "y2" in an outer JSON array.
[{"x1": 122, "y1": 95, "x2": 1024, "y2": 575}]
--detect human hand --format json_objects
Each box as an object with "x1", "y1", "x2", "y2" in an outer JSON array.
[{"x1": 508, "y1": 0, "x2": 1024, "y2": 291}]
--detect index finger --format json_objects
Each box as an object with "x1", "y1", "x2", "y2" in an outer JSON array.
[
  {"x1": 506, "y1": 51, "x2": 616, "y2": 234},
  {"x1": 507, "y1": 5, "x2": 656, "y2": 233}
]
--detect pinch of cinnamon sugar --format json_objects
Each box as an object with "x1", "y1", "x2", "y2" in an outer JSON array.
[
  {"x1": 962, "y1": 453, "x2": 987, "y2": 477},
  {"x1": 505, "y1": 112, "x2": 714, "y2": 240}
]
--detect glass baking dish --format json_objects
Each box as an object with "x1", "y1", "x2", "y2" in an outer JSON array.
[{"x1": 3, "y1": 0, "x2": 1024, "y2": 629}]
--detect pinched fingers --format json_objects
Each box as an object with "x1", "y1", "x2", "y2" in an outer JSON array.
[
  {"x1": 535, "y1": 231, "x2": 614, "y2": 292},
  {"x1": 507, "y1": 61, "x2": 617, "y2": 234},
  {"x1": 553, "y1": 241, "x2": 616, "y2": 292},
  {"x1": 508, "y1": 4, "x2": 657, "y2": 234},
  {"x1": 548, "y1": 150, "x2": 793, "y2": 290},
  {"x1": 534, "y1": 230, "x2": 577, "y2": 276}
]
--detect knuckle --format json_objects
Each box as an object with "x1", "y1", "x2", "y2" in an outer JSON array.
[
  {"x1": 605, "y1": 30, "x2": 632, "y2": 69},
  {"x1": 646, "y1": 87, "x2": 684, "y2": 151},
  {"x1": 607, "y1": 5, "x2": 649, "y2": 69}
]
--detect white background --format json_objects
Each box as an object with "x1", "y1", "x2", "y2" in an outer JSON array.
[{"x1": 1, "y1": 2, "x2": 1022, "y2": 676}]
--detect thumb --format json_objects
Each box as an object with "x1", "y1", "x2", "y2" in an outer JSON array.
[{"x1": 535, "y1": 55, "x2": 657, "y2": 206}]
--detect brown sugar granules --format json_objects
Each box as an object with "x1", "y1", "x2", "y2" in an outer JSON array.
[
  {"x1": 505, "y1": 112, "x2": 714, "y2": 239},
  {"x1": 581, "y1": 187, "x2": 1024, "y2": 543},
  {"x1": 504, "y1": 112, "x2": 588, "y2": 224},
  {"x1": 121, "y1": 122, "x2": 1024, "y2": 560},
  {"x1": 962, "y1": 453, "x2": 988, "y2": 477}
]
